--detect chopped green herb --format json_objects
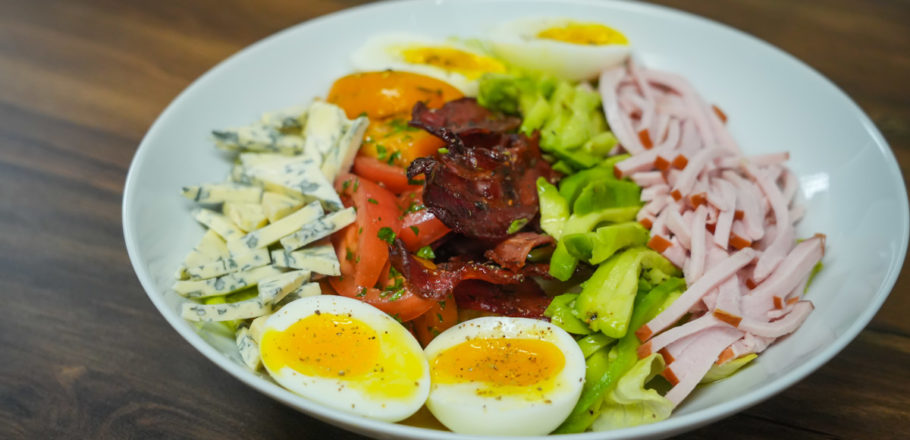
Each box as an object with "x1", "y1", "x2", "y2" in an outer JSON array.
[
  {"x1": 439, "y1": 300, "x2": 446, "y2": 310},
  {"x1": 376, "y1": 144, "x2": 388, "y2": 160},
  {"x1": 388, "y1": 289, "x2": 404, "y2": 301},
  {"x1": 356, "y1": 287, "x2": 366, "y2": 298},
  {"x1": 377, "y1": 227, "x2": 396, "y2": 244},
  {"x1": 345, "y1": 248, "x2": 355, "y2": 262},
  {"x1": 353, "y1": 180, "x2": 360, "y2": 192},
  {"x1": 387, "y1": 151, "x2": 401, "y2": 165},
  {"x1": 507, "y1": 218, "x2": 530, "y2": 234},
  {"x1": 410, "y1": 225, "x2": 420, "y2": 236},
  {"x1": 405, "y1": 201, "x2": 425, "y2": 214},
  {"x1": 342, "y1": 180, "x2": 350, "y2": 191},
  {"x1": 367, "y1": 197, "x2": 378, "y2": 205},
  {"x1": 416, "y1": 246, "x2": 435, "y2": 260},
  {"x1": 438, "y1": 148, "x2": 449, "y2": 154},
  {"x1": 407, "y1": 177, "x2": 424, "y2": 186},
  {"x1": 436, "y1": 313, "x2": 444, "y2": 322}
]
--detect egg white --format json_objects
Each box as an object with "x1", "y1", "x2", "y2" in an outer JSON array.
[
  {"x1": 260, "y1": 295, "x2": 430, "y2": 422},
  {"x1": 350, "y1": 32, "x2": 502, "y2": 96},
  {"x1": 423, "y1": 316, "x2": 586, "y2": 435},
  {"x1": 489, "y1": 17, "x2": 631, "y2": 82}
]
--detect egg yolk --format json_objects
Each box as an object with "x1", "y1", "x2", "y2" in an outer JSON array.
[
  {"x1": 431, "y1": 338, "x2": 565, "y2": 394},
  {"x1": 537, "y1": 22, "x2": 628, "y2": 46},
  {"x1": 328, "y1": 71, "x2": 464, "y2": 167},
  {"x1": 400, "y1": 46, "x2": 506, "y2": 79},
  {"x1": 261, "y1": 313, "x2": 379, "y2": 378},
  {"x1": 327, "y1": 71, "x2": 463, "y2": 120},
  {"x1": 261, "y1": 313, "x2": 426, "y2": 399}
]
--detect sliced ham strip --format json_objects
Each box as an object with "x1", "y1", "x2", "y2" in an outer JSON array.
[
  {"x1": 743, "y1": 235, "x2": 824, "y2": 315},
  {"x1": 638, "y1": 313, "x2": 730, "y2": 359},
  {"x1": 637, "y1": 247, "x2": 757, "y2": 341},
  {"x1": 716, "y1": 152, "x2": 790, "y2": 169},
  {"x1": 641, "y1": 184, "x2": 670, "y2": 202},
  {"x1": 738, "y1": 301, "x2": 814, "y2": 338},
  {"x1": 663, "y1": 326, "x2": 744, "y2": 405},
  {"x1": 684, "y1": 205, "x2": 708, "y2": 284},
  {"x1": 665, "y1": 208, "x2": 692, "y2": 249},
  {"x1": 631, "y1": 171, "x2": 665, "y2": 187},
  {"x1": 671, "y1": 147, "x2": 724, "y2": 201},
  {"x1": 661, "y1": 238, "x2": 688, "y2": 268},
  {"x1": 600, "y1": 68, "x2": 644, "y2": 154}
]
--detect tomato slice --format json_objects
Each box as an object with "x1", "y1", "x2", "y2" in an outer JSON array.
[
  {"x1": 396, "y1": 188, "x2": 451, "y2": 251},
  {"x1": 352, "y1": 156, "x2": 422, "y2": 195},
  {"x1": 332, "y1": 174, "x2": 401, "y2": 290},
  {"x1": 330, "y1": 173, "x2": 435, "y2": 321},
  {"x1": 329, "y1": 268, "x2": 434, "y2": 322},
  {"x1": 399, "y1": 210, "x2": 451, "y2": 252},
  {"x1": 413, "y1": 294, "x2": 458, "y2": 347}
]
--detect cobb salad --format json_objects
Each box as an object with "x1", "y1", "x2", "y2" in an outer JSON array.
[{"x1": 172, "y1": 17, "x2": 824, "y2": 435}]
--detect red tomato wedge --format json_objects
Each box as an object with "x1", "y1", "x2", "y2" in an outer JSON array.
[
  {"x1": 332, "y1": 174, "x2": 400, "y2": 289},
  {"x1": 396, "y1": 188, "x2": 451, "y2": 252},
  {"x1": 330, "y1": 173, "x2": 435, "y2": 321},
  {"x1": 413, "y1": 294, "x2": 458, "y2": 347},
  {"x1": 352, "y1": 156, "x2": 421, "y2": 195}
]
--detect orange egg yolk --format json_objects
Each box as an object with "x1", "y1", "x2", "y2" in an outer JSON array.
[
  {"x1": 327, "y1": 71, "x2": 463, "y2": 120},
  {"x1": 431, "y1": 338, "x2": 565, "y2": 391},
  {"x1": 327, "y1": 71, "x2": 464, "y2": 167},
  {"x1": 537, "y1": 23, "x2": 628, "y2": 46},
  {"x1": 261, "y1": 313, "x2": 379, "y2": 378},
  {"x1": 400, "y1": 47, "x2": 506, "y2": 80}
]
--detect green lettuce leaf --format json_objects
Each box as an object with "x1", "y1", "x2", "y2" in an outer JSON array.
[{"x1": 591, "y1": 353, "x2": 673, "y2": 431}]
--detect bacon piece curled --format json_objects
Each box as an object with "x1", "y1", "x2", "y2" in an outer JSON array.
[
  {"x1": 407, "y1": 98, "x2": 557, "y2": 241},
  {"x1": 484, "y1": 232, "x2": 555, "y2": 272}
]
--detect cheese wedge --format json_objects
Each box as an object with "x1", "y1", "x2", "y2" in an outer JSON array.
[
  {"x1": 270, "y1": 244, "x2": 340, "y2": 276},
  {"x1": 185, "y1": 248, "x2": 271, "y2": 280},
  {"x1": 174, "y1": 265, "x2": 283, "y2": 299},
  {"x1": 235, "y1": 327, "x2": 261, "y2": 370},
  {"x1": 258, "y1": 270, "x2": 310, "y2": 305},
  {"x1": 193, "y1": 208, "x2": 244, "y2": 242},
  {"x1": 212, "y1": 124, "x2": 304, "y2": 154},
  {"x1": 279, "y1": 208, "x2": 356, "y2": 251},
  {"x1": 322, "y1": 116, "x2": 368, "y2": 182},
  {"x1": 223, "y1": 202, "x2": 268, "y2": 232},
  {"x1": 261, "y1": 191, "x2": 304, "y2": 223},
  {"x1": 182, "y1": 183, "x2": 262, "y2": 204},
  {"x1": 227, "y1": 201, "x2": 323, "y2": 255},
  {"x1": 181, "y1": 297, "x2": 271, "y2": 322}
]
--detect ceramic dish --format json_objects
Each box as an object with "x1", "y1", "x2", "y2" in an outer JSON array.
[{"x1": 122, "y1": 0, "x2": 909, "y2": 438}]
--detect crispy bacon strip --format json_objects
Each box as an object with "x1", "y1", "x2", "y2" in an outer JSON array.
[
  {"x1": 407, "y1": 99, "x2": 557, "y2": 241},
  {"x1": 484, "y1": 232, "x2": 555, "y2": 272},
  {"x1": 388, "y1": 239, "x2": 524, "y2": 301},
  {"x1": 453, "y1": 279, "x2": 551, "y2": 319}
]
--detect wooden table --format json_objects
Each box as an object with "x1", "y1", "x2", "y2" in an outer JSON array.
[{"x1": 1, "y1": 0, "x2": 907, "y2": 438}]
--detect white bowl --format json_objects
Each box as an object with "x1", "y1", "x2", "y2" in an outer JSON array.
[{"x1": 122, "y1": 0, "x2": 909, "y2": 438}]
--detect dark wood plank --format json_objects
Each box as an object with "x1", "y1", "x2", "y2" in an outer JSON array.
[{"x1": 0, "y1": 0, "x2": 907, "y2": 439}]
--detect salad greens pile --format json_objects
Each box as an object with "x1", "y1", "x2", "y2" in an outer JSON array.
[{"x1": 478, "y1": 72, "x2": 617, "y2": 173}]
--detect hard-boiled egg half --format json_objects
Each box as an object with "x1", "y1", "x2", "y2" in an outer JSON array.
[
  {"x1": 423, "y1": 317, "x2": 586, "y2": 435},
  {"x1": 489, "y1": 17, "x2": 631, "y2": 81},
  {"x1": 351, "y1": 32, "x2": 507, "y2": 96},
  {"x1": 259, "y1": 295, "x2": 430, "y2": 422}
]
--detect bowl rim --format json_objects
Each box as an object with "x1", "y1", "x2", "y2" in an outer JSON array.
[{"x1": 122, "y1": 0, "x2": 910, "y2": 438}]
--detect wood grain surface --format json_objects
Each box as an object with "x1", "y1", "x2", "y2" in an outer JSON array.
[{"x1": 1, "y1": 0, "x2": 908, "y2": 438}]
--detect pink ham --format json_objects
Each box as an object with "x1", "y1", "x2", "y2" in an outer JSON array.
[
  {"x1": 738, "y1": 301, "x2": 814, "y2": 338},
  {"x1": 638, "y1": 313, "x2": 732, "y2": 359},
  {"x1": 631, "y1": 171, "x2": 665, "y2": 187},
  {"x1": 597, "y1": 60, "x2": 825, "y2": 407},
  {"x1": 663, "y1": 326, "x2": 744, "y2": 406},
  {"x1": 637, "y1": 247, "x2": 757, "y2": 341}
]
